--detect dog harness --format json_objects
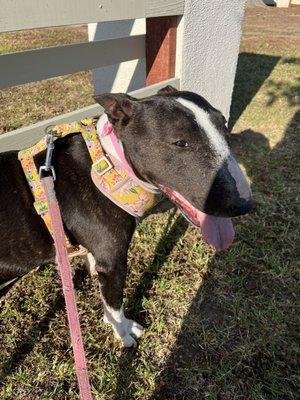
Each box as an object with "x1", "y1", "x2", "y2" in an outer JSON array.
[{"x1": 18, "y1": 118, "x2": 163, "y2": 251}]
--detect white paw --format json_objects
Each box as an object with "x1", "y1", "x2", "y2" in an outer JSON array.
[
  {"x1": 83, "y1": 252, "x2": 97, "y2": 275},
  {"x1": 103, "y1": 314, "x2": 144, "y2": 348}
]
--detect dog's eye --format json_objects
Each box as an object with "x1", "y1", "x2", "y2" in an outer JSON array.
[{"x1": 173, "y1": 140, "x2": 189, "y2": 148}]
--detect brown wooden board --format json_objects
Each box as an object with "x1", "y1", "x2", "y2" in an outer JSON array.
[{"x1": 146, "y1": 16, "x2": 177, "y2": 86}]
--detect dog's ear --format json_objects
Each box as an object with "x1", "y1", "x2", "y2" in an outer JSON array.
[
  {"x1": 157, "y1": 85, "x2": 178, "y2": 95},
  {"x1": 93, "y1": 93, "x2": 135, "y2": 121}
]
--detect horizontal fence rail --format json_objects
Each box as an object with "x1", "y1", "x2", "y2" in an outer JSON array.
[
  {"x1": 0, "y1": 0, "x2": 184, "y2": 33},
  {"x1": 0, "y1": 77, "x2": 180, "y2": 152},
  {"x1": 0, "y1": 35, "x2": 145, "y2": 90}
]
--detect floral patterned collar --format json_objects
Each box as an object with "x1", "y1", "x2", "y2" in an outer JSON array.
[{"x1": 94, "y1": 115, "x2": 163, "y2": 217}]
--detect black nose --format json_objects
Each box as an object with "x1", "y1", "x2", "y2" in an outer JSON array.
[
  {"x1": 205, "y1": 194, "x2": 252, "y2": 217},
  {"x1": 204, "y1": 165, "x2": 252, "y2": 217},
  {"x1": 223, "y1": 196, "x2": 253, "y2": 217}
]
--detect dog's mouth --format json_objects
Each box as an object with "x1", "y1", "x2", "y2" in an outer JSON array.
[{"x1": 159, "y1": 186, "x2": 234, "y2": 251}]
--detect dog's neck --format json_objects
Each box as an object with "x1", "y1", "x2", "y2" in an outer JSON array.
[
  {"x1": 96, "y1": 114, "x2": 158, "y2": 192},
  {"x1": 96, "y1": 114, "x2": 133, "y2": 172}
]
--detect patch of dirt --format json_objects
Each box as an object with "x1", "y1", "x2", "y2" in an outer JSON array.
[{"x1": 241, "y1": 6, "x2": 300, "y2": 52}]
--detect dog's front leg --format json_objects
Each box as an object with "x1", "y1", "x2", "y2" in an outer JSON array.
[{"x1": 95, "y1": 256, "x2": 144, "y2": 347}]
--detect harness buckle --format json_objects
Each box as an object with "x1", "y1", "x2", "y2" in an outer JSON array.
[
  {"x1": 39, "y1": 130, "x2": 56, "y2": 180},
  {"x1": 93, "y1": 155, "x2": 113, "y2": 176}
]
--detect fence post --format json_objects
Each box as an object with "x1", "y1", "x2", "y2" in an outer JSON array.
[{"x1": 178, "y1": 0, "x2": 247, "y2": 118}]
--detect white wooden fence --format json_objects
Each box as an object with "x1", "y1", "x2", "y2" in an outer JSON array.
[
  {"x1": 0, "y1": 0, "x2": 247, "y2": 153},
  {"x1": 0, "y1": 0, "x2": 183, "y2": 152}
]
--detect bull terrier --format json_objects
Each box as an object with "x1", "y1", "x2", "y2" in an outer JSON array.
[{"x1": 0, "y1": 86, "x2": 252, "y2": 347}]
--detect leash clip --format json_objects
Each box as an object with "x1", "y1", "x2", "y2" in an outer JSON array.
[{"x1": 39, "y1": 129, "x2": 56, "y2": 180}]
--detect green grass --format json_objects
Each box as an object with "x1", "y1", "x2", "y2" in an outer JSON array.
[
  {"x1": 0, "y1": 7, "x2": 299, "y2": 400},
  {"x1": 0, "y1": 25, "x2": 93, "y2": 134}
]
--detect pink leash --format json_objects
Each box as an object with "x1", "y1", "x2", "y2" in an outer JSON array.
[{"x1": 42, "y1": 175, "x2": 93, "y2": 400}]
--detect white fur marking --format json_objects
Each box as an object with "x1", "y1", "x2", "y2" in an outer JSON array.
[
  {"x1": 84, "y1": 252, "x2": 97, "y2": 275},
  {"x1": 176, "y1": 97, "x2": 230, "y2": 162},
  {"x1": 102, "y1": 297, "x2": 144, "y2": 347},
  {"x1": 227, "y1": 155, "x2": 250, "y2": 200}
]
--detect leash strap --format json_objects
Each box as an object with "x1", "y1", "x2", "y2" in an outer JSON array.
[{"x1": 42, "y1": 175, "x2": 93, "y2": 400}]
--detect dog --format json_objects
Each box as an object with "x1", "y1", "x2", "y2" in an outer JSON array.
[{"x1": 0, "y1": 86, "x2": 252, "y2": 347}]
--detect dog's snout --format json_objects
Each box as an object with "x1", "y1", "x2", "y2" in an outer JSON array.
[{"x1": 204, "y1": 155, "x2": 252, "y2": 218}]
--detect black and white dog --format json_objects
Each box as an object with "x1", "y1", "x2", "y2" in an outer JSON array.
[{"x1": 0, "y1": 86, "x2": 252, "y2": 347}]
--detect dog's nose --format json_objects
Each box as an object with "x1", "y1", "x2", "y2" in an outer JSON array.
[
  {"x1": 205, "y1": 191, "x2": 252, "y2": 217},
  {"x1": 224, "y1": 196, "x2": 253, "y2": 217},
  {"x1": 204, "y1": 156, "x2": 252, "y2": 217}
]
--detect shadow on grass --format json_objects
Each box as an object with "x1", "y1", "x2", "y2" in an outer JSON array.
[
  {"x1": 229, "y1": 53, "x2": 280, "y2": 130},
  {"x1": 0, "y1": 267, "x2": 89, "y2": 388},
  {"x1": 265, "y1": 76, "x2": 300, "y2": 107},
  {"x1": 113, "y1": 213, "x2": 189, "y2": 400},
  {"x1": 112, "y1": 53, "x2": 299, "y2": 398},
  {"x1": 127, "y1": 211, "x2": 189, "y2": 323}
]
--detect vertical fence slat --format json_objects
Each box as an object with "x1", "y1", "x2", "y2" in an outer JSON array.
[{"x1": 146, "y1": 16, "x2": 177, "y2": 86}]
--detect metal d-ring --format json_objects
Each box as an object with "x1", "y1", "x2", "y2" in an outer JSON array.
[{"x1": 39, "y1": 127, "x2": 57, "y2": 180}]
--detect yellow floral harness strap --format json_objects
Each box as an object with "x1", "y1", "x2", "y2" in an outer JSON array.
[{"x1": 18, "y1": 119, "x2": 162, "y2": 250}]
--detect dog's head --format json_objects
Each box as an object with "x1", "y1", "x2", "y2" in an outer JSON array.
[{"x1": 94, "y1": 86, "x2": 252, "y2": 250}]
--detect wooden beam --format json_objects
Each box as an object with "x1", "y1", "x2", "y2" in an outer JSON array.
[
  {"x1": 146, "y1": 0, "x2": 185, "y2": 18},
  {"x1": 0, "y1": 35, "x2": 145, "y2": 90},
  {"x1": 146, "y1": 16, "x2": 177, "y2": 86},
  {"x1": 0, "y1": 0, "x2": 184, "y2": 33}
]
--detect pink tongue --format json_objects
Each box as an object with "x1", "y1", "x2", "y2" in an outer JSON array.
[
  {"x1": 190, "y1": 212, "x2": 234, "y2": 251},
  {"x1": 160, "y1": 187, "x2": 235, "y2": 251}
]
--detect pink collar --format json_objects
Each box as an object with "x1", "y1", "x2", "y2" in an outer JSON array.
[
  {"x1": 100, "y1": 120, "x2": 135, "y2": 175},
  {"x1": 92, "y1": 116, "x2": 163, "y2": 218},
  {"x1": 97, "y1": 117, "x2": 159, "y2": 192}
]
